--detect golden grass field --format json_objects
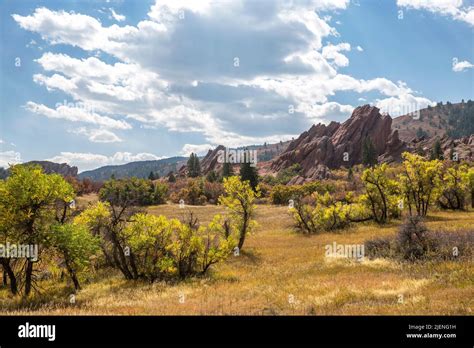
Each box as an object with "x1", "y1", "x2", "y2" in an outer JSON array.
[{"x1": 0, "y1": 197, "x2": 473, "y2": 315}]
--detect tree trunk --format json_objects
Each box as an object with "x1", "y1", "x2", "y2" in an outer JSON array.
[
  {"x1": 238, "y1": 211, "x2": 249, "y2": 249},
  {"x1": 1, "y1": 259, "x2": 17, "y2": 295},
  {"x1": 65, "y1": 257, "x2": 81, "y2": 290},
  {"x1": 24, "y1": 259, "x2": 34, "y2": 296}
]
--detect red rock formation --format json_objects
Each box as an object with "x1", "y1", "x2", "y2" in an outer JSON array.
[{"x1": 271, "y1": 105, "x2": 407, "y2": 179}]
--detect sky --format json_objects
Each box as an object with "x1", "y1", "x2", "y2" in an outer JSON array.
[{"x1": 0, "y1": 0, "x2": 473, "y2": 172}]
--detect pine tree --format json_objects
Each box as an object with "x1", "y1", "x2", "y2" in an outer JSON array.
[
  {"x1": 430, "y1": 139, "x2": 444, "y2": 160},
  {"x1": 239, "y1": 162, "x2": 259, "y2": 190},
  {"x1": 168, "y1": 172, "x2": 176, "y2": 183},
  {"x1": 148, "y1": 171, "x2": 155, "y2": 180},
  {"x1": 187, "y1": 153, "x2": 201, "y2": 178},
  {"x1": 362, "y1": 137, "x2": 377, "y2": 167},
  {"x1": 206, "y1": 170, "x2": 218, "y2": 182},
  {"x1": 222, "y1": 162, "x2": 234, "y2": 178}
]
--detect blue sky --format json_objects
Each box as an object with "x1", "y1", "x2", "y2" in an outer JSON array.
[{"x1": 0, "y1": 0, "x2": 473, "y2": 171}]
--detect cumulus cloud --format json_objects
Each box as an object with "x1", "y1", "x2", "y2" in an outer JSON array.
[
  {"x1": 11, "y1": 1, "x2": 433, "y2": 154},
  {"x1": 70, "y1": 127, "x2": 122, "y2": 143},
  {"x1": 322, "y1": 43, "x2": 351, "y2": 67},
  {"x1": 397, "y1": 0, "x2": 474, "y2": 26},
  {"x1": 0, "y1": 151, "x2": 22, "y2": 168},
  {"x1": 25, "y1": 101, "x2": 131, "y2": 129},
  {"x1": 452, "y1": 58, "x2": 474, "y2": 72},
  {"x1": 180, "y1": 144, "x2": 214, "y2": 156},
  {"x1": 48, "y1": 151, "x2": 164, "y2": 171},
  {"x1": 376, "y1": 94, "x2": 435, "y2": 117}
]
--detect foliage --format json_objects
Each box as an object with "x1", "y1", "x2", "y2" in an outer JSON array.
[
  {"x1": 168, "y1": 172, "x2": 176, "y2": 183},
  {"x1": 99, "y1": 177, "x2": 168, "y2": 206},
  {"x1": 206, "y1": 170, "x2": 218, "y2": 183},
  {"x1": 270, "y1": 181, "x2": 325, "y2": 205},
  {"x1": 170, "y1": 179, "x2": 207, "y2": 205},
  {"x1": 203, "y1": 181, "x2": 224, "y2": 204},
  {"x1": 219, "y1": 176, "x2": 260, "y2": 250},
  {"x1": 275, "y1": 164, "x2": 301, "y2": 184},
  {"x1": 291, "y1": 192, "x2": 369, "y2": 234},
  {"x1": 222, "y1": 162, "x2": 234, "y2": 178},
  {"x1": 395, "y1": 217, "x2": 433, "y2": 261},
  {"x1": 360, "y1": 164, "x2": 400, "y2": 223},
  {"x1": 430, "y1": 139, "x2": 444, "y2": 160},
  {"x1": 362, "y1": 137, "x2": 377, "y2": 167},
  {"x1": 51, "y1": 223, "x2": 100, "y2": 290},
  {"x1": 438, "y1": 163, "x2": 469, "y2": 210},
  {"x1": 468, "y1": 167, "x2": 474, "y2": 208},
  {"x1": 446, "y1": 99, "x2": 474, "y2": 138},
  {"x1": 121, "y1": 213, "x2": 235, "y2": 281},
  {"x1": 398, "y1": 152, "x2": 442, "y2": 216},
  {"x1": 239, "y1": 162, "x2": 259, "y2": 191},
  {"x1": 0, "y1": 165, "x2": 74, "y2": 295},
  {"x1": 187, "y1": 153, "x2": 201, "y2": 178}
]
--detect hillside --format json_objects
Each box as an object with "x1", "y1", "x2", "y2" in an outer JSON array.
[
  {"x1": 180, "y1": 140, "x2": 291, "y2": 176},
  {"x1": 78, "y1": 156, "x2": 186, "y2": 181},
  {"x1": 392, "y1": 101, "x2": 474, "y2": 142}
]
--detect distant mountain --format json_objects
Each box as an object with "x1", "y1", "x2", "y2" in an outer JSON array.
[
  {"x1": 78, "y1": 156, "x2": 186, "y2": 181},
  {"x1": 392, "y1": 101, "x2": 474, "y2": 142},
  {"x1": 25, "y1": 161, "x2": 78, "y2": 177},
  {"x1": 180, "y1": 140, "x2": 291, "y2": 176}
]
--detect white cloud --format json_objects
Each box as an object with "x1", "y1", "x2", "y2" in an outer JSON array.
[
  {"x1": 48, "y1": 151, "x2": 164, "y2": 171},
  {"x1": 397, "y1": 0, "x2": 474, "y2": 26},
  {"x1": 11, "y1": 1, "x2": 434, "y2": 151},
  {"x1": 25, "y1": 101, "x2": 131, "y2": 129},
  {"x1": 452, "y1": 58, "x2": 474, "y2": 72},
  {"x1": 0, "y1": 151, "x2": 22, "y2": 168},
  {"x1": 70, "y1": 127, "x2": 122, "y2": 143},
  {"x1": 180, "y1": 144, "x2": 213, "y2": 156},
  {"x1": 356, "y1": 45, "x2": 363, "y2": 52},
  {"x1": 376, "y1": 94, "x2": 435, "y2": 117},
  {"x1": 109, "y1": 8, "x2": 125, "y2": 22},
  {"x1": 322, "y1": 43, "x2": 351, "y2": 67}
]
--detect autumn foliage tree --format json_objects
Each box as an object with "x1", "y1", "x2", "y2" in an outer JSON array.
[
  {"x1": 398, "y1": 153, "x2": 442, "y2": 216},
  {"x1": 219, "y1": 176, "x2": 260, "y2": 250},
  {"x1": 360, "y1": 164, "x2": 400, "y2": 223},
  {"x1": 0, "y1": 165, "x2": 74, "y2": 295},
  {"x1": 438, "y1": 163, "x2": 469, "y2": 210}
]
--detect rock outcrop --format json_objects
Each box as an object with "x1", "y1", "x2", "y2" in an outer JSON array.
[
  {"x1": 25, "y1": 161, "x2": 78, "y2": 177},
  {"x1": 200, "y1": 145, "x2": 226, "y2": 174},
  {"x1": 409, "y1": 135, "x2": 473, "y2": 161},
  {"x1": 271, "y1": 105, "x2": 407, "y2": 179}
]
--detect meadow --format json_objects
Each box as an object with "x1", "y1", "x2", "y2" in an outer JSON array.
[{"x1": 1, "y1": 197, "x2": 472, "y2": 315}]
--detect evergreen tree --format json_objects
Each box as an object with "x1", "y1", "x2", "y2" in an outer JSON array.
[
  {"x1": 362, "y1": 137, "x2": 377, "y2": 167},
  {"x1": 206, "y1": 170, "x2": 218, "y2": 182},
  {"x1": 239, "y1": 161, "x2": 259, "y2": 191},
  {"x1": 222, "y1": 162, "x2": 234, "y2": 178},
  {"x1": 187, "y1": 153, "x2": 201, "y2": 178},
  {"x1": 148, "y1": 171, "x2": 155, "y2": 180},
  {"x1": 168, "y1": 172, "x2": 176, "y2": 183},
  {"x1": 430, "y1": 139, "x2": 444, "y2": 160}
]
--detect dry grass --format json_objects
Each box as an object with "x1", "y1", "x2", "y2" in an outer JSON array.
[{"x1": 0, "y1": 203, "x2": 473, "y2": 315}]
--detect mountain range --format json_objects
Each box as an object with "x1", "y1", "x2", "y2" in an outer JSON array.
[{"x1": 4, "y1": 101, "x2": 473, "y2": 181}]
